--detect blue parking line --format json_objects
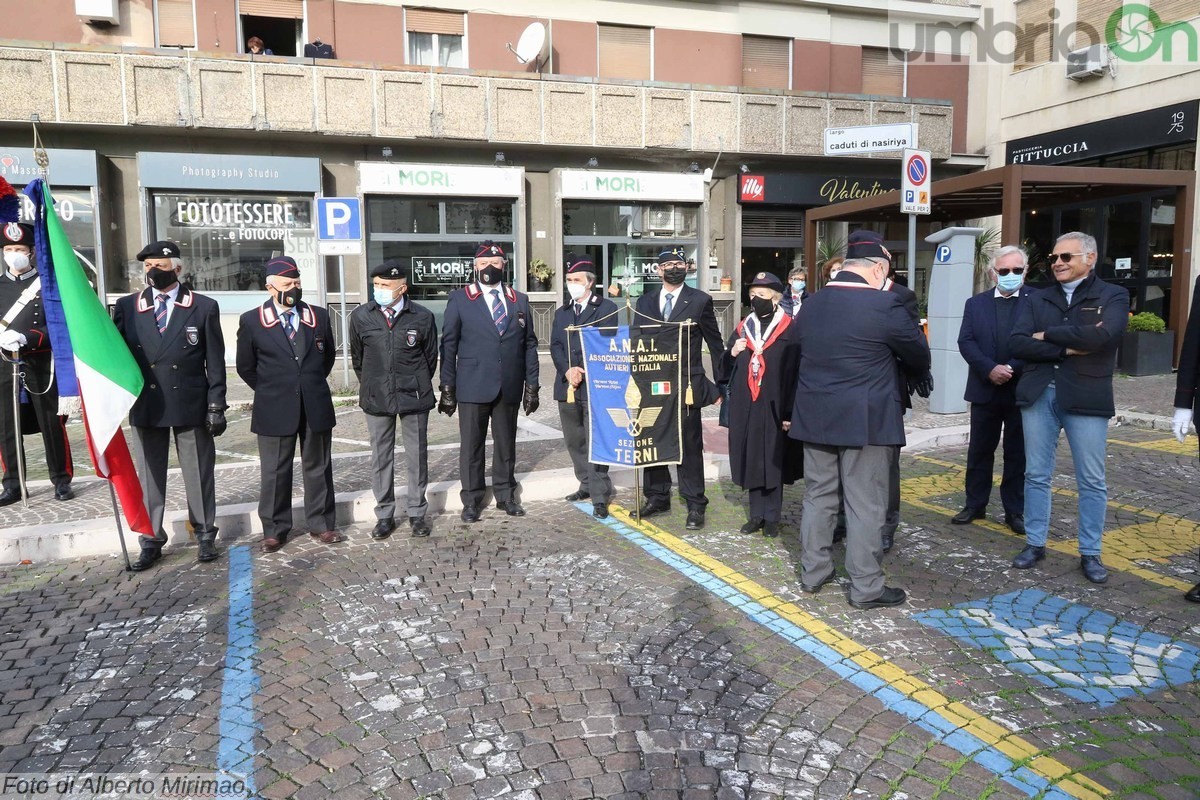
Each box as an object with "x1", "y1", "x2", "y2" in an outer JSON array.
[{"x1": 217, "y1": 545, "x2": 260, "y2": 796}]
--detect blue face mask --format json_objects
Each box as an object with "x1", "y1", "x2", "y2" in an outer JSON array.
[
  {"x1": 997, "y1": 273, "x2": 1024, "y2": 293},
  {"x1": 373, "y1": 288, "x2": 397, "y2": 307},
  {"x1": 791, "y1": 280, "x2": 806, "y2": 294}
]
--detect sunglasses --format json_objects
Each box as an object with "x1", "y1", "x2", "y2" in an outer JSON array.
[
  {"x1": 1050, "y1": 252, "x2": 1084, "y2": 263},
  {"x1": 996, "y1": 267, "x2": 1025, "y2": 276}
]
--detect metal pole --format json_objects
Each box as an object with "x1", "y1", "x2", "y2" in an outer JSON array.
[
  {"x1": 10, "y1": 356, "x2": 28, "y2": 508},
  {"x1": 108, "y1": 481, "x2": 133, "y2": 572},
  {"x1": 907, "y1": 213, "x2": 917, "y2": 290},
  {"x1": 338, "y1": 255, "x2": 350, "y2": 389}
]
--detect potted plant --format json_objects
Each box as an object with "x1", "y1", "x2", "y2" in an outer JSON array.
[
  {"x1": 528, "y1": 258, "x2": 552, "y2": 292},
  {"x1": 1118, "y1": 311, "x2": 1174, "y2": 376}
]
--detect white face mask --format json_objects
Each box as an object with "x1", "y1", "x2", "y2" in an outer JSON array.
[
  {"x1": 566, "y1": 282, "x2": 588, "y2": 301},
  {"x1": 373, "y1": 287, "x2": 397, "y2": 307},
  {"x1": 4, "y1": 252, "x2": 31, "y2": 274}
]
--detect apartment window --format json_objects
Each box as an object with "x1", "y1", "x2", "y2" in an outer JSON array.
[
  {"x1": 1075, "y1": 0, "x2": 1124, "y2": 48},
  {"x1": 1015, "y1": 0, "x2": 1054, "y2": 70},
  {"x1": 407, "y1": 8, "x2": 466, "y2": 68},
  {"x1": 156, "y1": 0, "x2": 195, "y2": 48},
  {"x1": 599, "y1": 24, "x2": 652, "y2": 81},
  {"x1": 861, "y1": 47, "x2": 903, "y2": 96},
  {"x1": 742, "y1": 36, "x2": 790, "y2": 90},
  {"x1": 239, "y1": 0, "x2": 303, "y2": 57}
]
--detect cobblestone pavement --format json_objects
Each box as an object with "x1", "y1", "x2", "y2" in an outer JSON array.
[{"x1": 2, "y1": 429, "x2": 1199, "y2": 799}]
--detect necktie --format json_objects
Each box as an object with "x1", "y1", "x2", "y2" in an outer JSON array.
[
  {"x1": 282, "y1": 311, "x2": 296, "y2": 341},
  {"x1": 155, "y1": 293, "x2": 169, "y2": 335},
  {"x1": 575, "y1": 302, "x2": 583, "y2": 320},
  {"x1": 384, "y1": 307, "x2": 395, "y2": 328},
  {"x1": 662, "y1": 292, "x2": 674, "y2": 319},
  {"x1": 491, "y1": 289, "x2": 507, "y2": 334}
]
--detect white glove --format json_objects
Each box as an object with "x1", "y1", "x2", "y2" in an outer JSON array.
[
  {"x1": 0, "y1": 330, "x2": 26, "y2": 351},
  {"x1": 1173, "y1": 407, "x2": 1194, "y2": 444}
]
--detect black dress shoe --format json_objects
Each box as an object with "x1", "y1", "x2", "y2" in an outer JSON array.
[
  {"x1": 1185, "y1": 582, "x2": 1200, "y2": 603},
  {"x1": 0, "y1": 487, "x2": 20, "y2": 507},
  {"x1": 461, "y1": 506, "x2": 481, "y2": 523},
  {"x1": 763, "y1": 521, "x2": 780, "y2": 538},
  {"x1": 1080, "y1": 555, "x2": 1108, "y2": 584},
  {"x1": 592, "y1": 504, "x2": 609, "y2": 520},
  {"x1": 1012, "y1": 545, "x2": 1045, "y2": 569},
  {"x1": 740, "y1": 517, "x2": 765, "y2": 534},
  {"x1": 564, "y1": 490, "x2": 590, "y2": 502},
  {"x1": 850, "y1": 586, "x2": 907, "y2": 610},
  {"x1": 130, "y1": 549, "x2": 161, "y2": 572},
  {"x1": 881, "y1": 533, "x2": 894, "y2": 553},
  {"x1": 54, "y1": 484, "x2": 74, "y2": 501},
  {"x1": 497, "y1": 501, "x2": 526, "y2": 517},
  {"x1": 801, "y1": 573, "x2": 836, "y2": 594},
  {"x1": 197, "y1": 540, "x2": 220, "y2": 563},
  {"x1": 685, "y1": 509, "x2": 705, "y2": 530},
  {"x1": 261, "y1": 537, "x2": 283, "y2": 553},
  {"x1": 951, "y1": 507, "x2": 986, "y2": 525},
  {"x1": 1005, "y1": 512, "x2": 1026, "y2": 535},
  {"x1": 638, "y1": 500, "x2": 670, "y2": 518},
  {"x1": 371, "y1": 518, "x2": 396, "y2": 540},
  {"x1": 410, "y1": 517, "x2": 431, "y2": 537}
]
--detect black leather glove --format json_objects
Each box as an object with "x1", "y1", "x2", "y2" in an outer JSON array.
[
  {"x1": 522, "y1": 385, "x2": 540, "y2": 416},
  {"x1": 205, "y1": 407, "x2": 227, "y2": 437},
  {"x1": 438, "y1": 386, "x2": 457, "y2": 417},
  {"x1": 908, "y1": 371, "x2": 935, "y2": 399}
]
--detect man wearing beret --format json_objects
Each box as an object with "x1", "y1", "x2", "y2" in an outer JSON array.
[
  {"x1": 236, "y1": 256, "x2": 342, "y2": 552},
  {"x1": 113, "y1": 240, "x2": 226, "y2": 570},
  {"x1": 0, "y1": 222, "x2": 74, "y2": 506},
  {"x1": 350, "y1": 260, "x2": 437, "y2": 539},
  {"x1": 551, "y1": 253, "x2": 618, "y2": 519},
  {"x1": 634, "y1": 247, "x2": 727, "y2": 530},
  {"x1": 439, "y1": 241, "x2": 540, "y2": 522}
]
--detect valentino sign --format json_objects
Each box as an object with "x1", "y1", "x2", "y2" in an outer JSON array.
[{"x1": 738, "y1": 173, "x2": 899, "y2": 205}]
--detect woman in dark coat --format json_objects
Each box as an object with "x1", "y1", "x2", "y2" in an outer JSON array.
[{"x1": 724, "y1": 272, "x2": 803, "y2": 538}]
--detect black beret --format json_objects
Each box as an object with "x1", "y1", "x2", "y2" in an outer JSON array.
[
  {"x1": 657, "y1": 247, "x2": 686, "y2": 265},
  {"x1": 136, "y1": 240, "x2": 181, "y2": 261},
  {"x1": 265, "y1": 256, "x2": 301, "y2": 278},
  {"x1": 749, "y1": 271, "x2": 784, "y2": 291},
  {"x1": 565, "y1": 253, "x2": 595, "y2": 275},
  {"x1": 846, "y1": 230, "x2": 891, "y2": 262},
  {"x1": 370, "y1": 260, "x2": 409, "y2": 280},
  {"x1": 476, "y1": 240, "x2": 505, "y2": 259}
]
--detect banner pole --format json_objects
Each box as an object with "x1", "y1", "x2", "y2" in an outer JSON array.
[
  {"x1": 9, "y1": 356, "x2": 29, "y2": 507},
  {"x1": 625, "y1": 288, "x2": 642, "y2": 523},
  {"x1": 108, "y1": 481, "x2": 133, "y2": 572}
]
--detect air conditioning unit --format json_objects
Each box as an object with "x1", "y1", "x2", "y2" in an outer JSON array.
[
  {"x1": 645, "y1": 205, "x2": 675, "y2": 234},
  {"x1": 1066, "y1": 44, "x2": 1107, "y2": 81},
  {"x1": 75, "y1": 0, "x2": 119, "y2": 24}
]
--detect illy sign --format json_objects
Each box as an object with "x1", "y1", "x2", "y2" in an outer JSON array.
[{"x1": 740, "y1": 175, "x2": 766, "y2": 202}]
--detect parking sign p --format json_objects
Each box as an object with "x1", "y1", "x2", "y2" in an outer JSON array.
[{"x1": 316, "y1": 197, "x2": 361, "y2": 241}]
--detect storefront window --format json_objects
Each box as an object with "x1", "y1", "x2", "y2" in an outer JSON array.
[
  {"x1": 564, "y1": 202, "x2": 697, "y2": 239},
  {"x1": 149, "y1": 192, "x2": 315, "y2": 293},
  {"x1": 18, "y1": 189, "x2": 98, "y2": 287}
]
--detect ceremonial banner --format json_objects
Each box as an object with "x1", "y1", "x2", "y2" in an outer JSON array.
[{"x1": 581, "y1": 323, "x2": 682, "y2": 468}]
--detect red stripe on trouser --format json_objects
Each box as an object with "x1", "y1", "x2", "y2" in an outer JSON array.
[{"x1": 58, "y1": 416, "x2": 73, "y2": 478}]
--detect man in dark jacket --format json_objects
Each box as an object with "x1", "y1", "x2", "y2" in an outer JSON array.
[
  {"x1": 438, "y1": 241, "x2": 539, "y2": 522},
  {"x1": 350, "y1": 260, "x2": 437, "y2": 539},
  {"x1": 1172, "y1": 275, "x2": 1200, "y2": 601},
  {"x1": 779, "y1": 266, "x2": 808, "y2": 319},
  {"x1": 634, "y1": 248, "x2": 727, "y2": 530},
  {"x1": 551, "y1": 254, "x2": 618, "y2": 519},
  {"x1": 954, "y1": 245, "x2": 1034, "y2": 535},
  {"x1": 1009, "y1": 231, "x2": 1128, "y2": 584},
  {"x1": 789, "y1": 240, "x2": 930, "y2": 609},
  {"x1": 236, "y1": 256, "x2": 342, "y2": 553},
  {"x1": 113, "y1": 240, "x2": 226, "y2": 570}
]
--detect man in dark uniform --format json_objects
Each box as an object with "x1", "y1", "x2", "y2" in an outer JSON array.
[
  {"x1": 439, "y1": 241, "x2": 539, "y2": 522},
  {"x1": 551, "y1": 253, "x2": 618, "y2": 519},
  {"x1": 1172, "y1": 273, "x2": 1200, "y2": 601},
  {"x1": 350, "y1": 260, "x2": 437, "y2": 540},
  {"x1": 634, "y1": 247, "x2": 726, "y2": 530},
  {"x1": 113, "y1": 240, "x2": 226, "y2": 570},
  {"x1": 236, "y1": 256, "x2": 342, "y2": 553},
  {"x1": 0, "y1": 222, "x2": 73, "y2": 505}
]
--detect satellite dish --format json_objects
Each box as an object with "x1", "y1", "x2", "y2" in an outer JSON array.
[{"x1": 509, "y1": 22, "x2": 547, "y2": 70}]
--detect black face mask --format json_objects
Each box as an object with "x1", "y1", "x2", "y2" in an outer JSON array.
[
  {"x1": 146, "y1": 267, "x2": 178, "y2": 291},
  {"x1": 478, "y1": 265, "x2": 504, "y2": 285},
  {"x1": 661, "y1": 266, "x2": 688, "y2": 286},
  {"x1": 276, "y1": 286, "x2": 302, "y2": 307},
  {"x1": 751, "y1": 296, "x2": 776, "y2": 320}
]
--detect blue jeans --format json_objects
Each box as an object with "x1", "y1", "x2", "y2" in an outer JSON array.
[{"x1": 1021, "y1": 384, "x2": 1109, "y2": 555}]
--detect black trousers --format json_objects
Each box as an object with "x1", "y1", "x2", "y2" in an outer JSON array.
[
  {"x1": 256, "y1": 409, "x2": 335, "y2": 539},
  {"x1": 459, "y1": 398, "x2": 520, "y2": 508},
  {"x1": 0, "y1": 359, "x2": 72, "y2": 492},
  {"x1": 965, "y1": 393, "x2": 1025, "y2": 515},
  {"x1": 748, "y1": 485, "x2": 783, "y2": 522},
  {"x1": 644, "y1": 405, "x2": 706, "y2": 510}
]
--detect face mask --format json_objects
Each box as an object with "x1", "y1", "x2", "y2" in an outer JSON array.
[
  {"x1": 791, "y1": 280, "x2": 805, "y2": 294},
  {"x1": 662, "y1": 266, "x2": 688, "y2": 285},
  {"x1": 276, "y1": 286, "x2": 302, "y2": 307},
  {"x1": 373, "y1": 288, "x2": 397, "y2": 307},
  {"x1": 751, "y1": 296, "x2": 775, "y2": 320},
  {"x1": 146, "y1": 267, "x2": 178, "y2": 291},
  {"x1": 566, "y1": 282, "x2": 588, "y2": 301},
  {"x1": 4, "y1": 252, "x2": 31, "y2": 274},
  {"x1": 478, "y1": 265, "x2": 504, "y2": 285},
  {"x1": 997, "y1": 273, "x2": 1024, "y2": 293}
]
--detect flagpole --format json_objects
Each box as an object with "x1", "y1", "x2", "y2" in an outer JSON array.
[
  {"x1": 108, "y1": 481, "x2": 133, "y2": 572},
  {"x1": 9, "y1": 355, "x2": 29, "y2": 508}
]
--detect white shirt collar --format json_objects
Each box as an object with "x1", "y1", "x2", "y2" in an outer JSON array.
[
  {"x1": 992, "y1": 286, "x2": 1019, "y2": 299},
  {"x1": 155, "y1": 283, "x2": 181, "y2": 302}
]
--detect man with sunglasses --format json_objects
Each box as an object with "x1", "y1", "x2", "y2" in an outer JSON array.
[
  {"x1": 954, "y1": 246, "x2": 1034, "y2": 536},
  {"x1": 1008, "y1": 232, "x2": 1128, "y2": 584}
]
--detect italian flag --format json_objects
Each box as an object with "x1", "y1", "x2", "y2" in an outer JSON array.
[{"x1": 37, "y1": 182, "x2": 152, "y2": 536}]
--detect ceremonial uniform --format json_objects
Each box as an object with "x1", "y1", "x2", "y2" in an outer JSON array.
[
  {"x1": 0, "y1": 222, "x2": 73, "y2": 505},
  {"x1": 113, "y1": 240, "x2": 226, "y2": 568},
  {"x1": 235, "y1": 257, "x2": 340, "y2": 551},
  {"x1": 550, "y1": 254, "x2": 618, "y2": 517},
  {"x1": 350, "y1": 260, "x2": 437, "y2": 538},
  {"x1": 439, "y1": 241, "x2": 539, "y2": 520}
]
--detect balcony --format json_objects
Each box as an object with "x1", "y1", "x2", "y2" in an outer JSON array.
[{"x1": 0, "y1": 41, "x2": 954, "y2": 158}]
